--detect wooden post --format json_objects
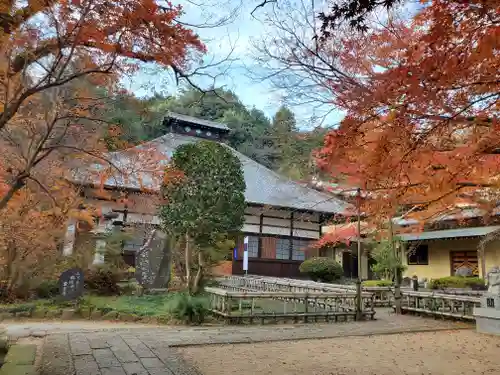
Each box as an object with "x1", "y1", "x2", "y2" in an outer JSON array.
[
  {"x1": 258, "y1": 214, "x2": 263, "y2": 258},
  {"x1": 389, "y1": 217, "x2": 402, "y2": 314},
  {"x1": 355, "y1": 188, "x2": 363, "y2": 320}
]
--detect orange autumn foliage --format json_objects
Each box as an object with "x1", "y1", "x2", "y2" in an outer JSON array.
[
  {"x1": 0, "y1": 0, "x2": 202, "y2": 296},
  {"x1": 0, "y1": 0, "x2": 204, "y2": 210},
  {"x1": 317, "y1": 0, "x2": 500, "y2": 223},
  {"x1": 0, "y1": 180, "x2": 87, "y2": 298}
]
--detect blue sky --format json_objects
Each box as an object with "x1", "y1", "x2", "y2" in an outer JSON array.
[
  {"x1": 123, "y1": 0, "x2": 344, "y2": 129},
  {"x1": 123, "y1": 0, "x2": 420, "y2": 129}
]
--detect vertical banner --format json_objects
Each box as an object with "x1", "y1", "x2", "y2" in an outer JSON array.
[{"x1": 243, "y1": 236, "x2": 249, "y2": 274}]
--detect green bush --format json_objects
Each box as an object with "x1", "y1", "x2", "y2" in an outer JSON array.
[
  {"x1": 428, "y1": 276, "x2": 486, "y2": 290},
  {"x1": 85, "y1": 267, "x2": 121, "y2": 296},
  {"x1": 362, "y1": 279, "x2": 393, "y2": 287},
  {"x1": 34, "y1": 280, "x2": 59, "y2": 299},
  {"x1": 369, "y1": 238, "x2": 406, "y2": 280},
  {"x1": 299, "y1": 257, "x2": 343, "y2": 282},
  {"x1": 166, "y1": 292, "x2": 209, "y2": 324},
  {"x1": 118, "y1": 281, "x2": 139, "y2": 296}
]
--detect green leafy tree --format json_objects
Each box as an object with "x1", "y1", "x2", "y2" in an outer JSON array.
[
  {"x1": 370, "y1": 238, "x2": 406, "y2": 281},
  {"x1": 160, "y1": 141, "x2": 246, "y2": 293},
  {"x1": 272, "y1": 106, "x2": 297, "y2": 133},
  {"x1": 98, "y1": 88, "x2": 325, "y2": 181},
  {"x1": 160, "y1": 88, "x2": 246, "y2": 122},
  {"x1": 266, "y1": 106, "x2": 325, "y2": 179}
]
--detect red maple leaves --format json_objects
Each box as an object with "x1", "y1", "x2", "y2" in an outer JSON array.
[{"x1": 318, "y1": 0, "x2": 500, "y2": 223}]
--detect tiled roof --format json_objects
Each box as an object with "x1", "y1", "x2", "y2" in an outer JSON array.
[
  {"x1": 167, "y1": 112, "x2": 230, "y2": 131},
  {"x1": 399, "y1": 226, "x2": 500, "y2": 241},
  {"x1": 70, "y1": 132, "x2": 352, "y2": 215}
]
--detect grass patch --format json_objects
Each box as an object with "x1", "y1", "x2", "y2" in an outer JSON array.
[
  {"x1": 0, "y1": 292, "x2": 212, "y2": 324},
  {"x1": 362, "y1": 280, "x2": 393, "y2": 287},
  {"x1": 84, "y1": 292, "x2": 211, "y2": 320},
  {"x1": 0, "y1": 298, "x2": 75, "y2": 313},
  {"x1": 83, "y1": 294, "x2": 177, "y2": 317}
]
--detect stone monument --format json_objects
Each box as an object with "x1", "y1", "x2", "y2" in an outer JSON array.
[
  {"x1": 135, "y1": 229, "x2": 171, "y2": 290},
  {"x1": 58, "y1": 268, "x2": 84, "y2": 300},
  {"x1": 474, "y1": 266, "x2": 500, "y2": 335}
]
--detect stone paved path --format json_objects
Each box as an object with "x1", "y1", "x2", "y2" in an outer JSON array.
[
  {"x1": 24, "y1": 310, "x2": 472, "y2": 375},
  {"x1": 40, "y1": 332, "x2": 200, "y2": 375}
]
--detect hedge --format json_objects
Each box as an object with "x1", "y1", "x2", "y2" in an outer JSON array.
[{"x1": 428, "y1": 276, "x2": 486, "y2": 290}]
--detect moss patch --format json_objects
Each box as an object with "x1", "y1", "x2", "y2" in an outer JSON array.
[
  {"x1": 0, "y1": 363, "x2": 36, "y2": 375},
  {"x1": 5, "y1": 344, "x2": 37, "y2": 365}
]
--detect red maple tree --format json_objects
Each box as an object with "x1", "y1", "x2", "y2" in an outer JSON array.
[
  {"x1": 0, "y1": 0, "x2": 205, "y2": 210},
  {"x1": 317, "y1": 0, "x2": 500, "y2": 223}
]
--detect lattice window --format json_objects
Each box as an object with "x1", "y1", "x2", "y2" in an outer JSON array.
[
  {"x1": 292, "y1": 239, "x2": 311, "y2": 261},
  {"x1": 275, "y1": 238, "x2": 291, "y2": 259},
  {"x1": 247, "y1": 236, "x2": 259, "y2": 258}
]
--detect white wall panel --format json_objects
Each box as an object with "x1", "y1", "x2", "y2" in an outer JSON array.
[
  {"x1": 293, "y1": 220, "x2": 320, "y2": 231},
  {"x1": 293, "y1": 229, "x2": 320, "y2": 239},
  {"x1": 242, "y1": 224, "x2": 260, "y2": 234},
  {"x1": 244, "y1": 214, "x2": 260, "y2": 224},
  {"x1": 262, "y1": 225, "x2": 289, "y2": 236}
]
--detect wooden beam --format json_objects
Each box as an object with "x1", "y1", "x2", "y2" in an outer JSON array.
[
  {"x1": 289, "y1": 212, "x2": 294, "y2": 260},
  {"x1": 258, "y1": 214, "x2": 263, "y2": 258}
]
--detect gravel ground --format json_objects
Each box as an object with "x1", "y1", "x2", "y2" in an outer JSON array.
[{"x1": 180, "y1": 330, "x2": 500, "y2": 375}]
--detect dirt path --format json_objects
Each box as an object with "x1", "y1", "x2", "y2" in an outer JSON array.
[{"x1": 179, "y1": 330, "x2": 500, "y2": 375}]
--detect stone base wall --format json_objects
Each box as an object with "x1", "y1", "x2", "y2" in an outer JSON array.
[{"x1": 474, "y1": 307, "x2": 500, "y2": 335}]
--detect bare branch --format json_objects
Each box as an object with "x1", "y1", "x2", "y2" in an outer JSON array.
[{"x1": 251, "y1": 0, "x2": 277, "y2": 17}]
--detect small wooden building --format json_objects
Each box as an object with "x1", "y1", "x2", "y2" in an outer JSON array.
[{"x1": 65, "y1": 113, "x2": 351, "y2": 278}]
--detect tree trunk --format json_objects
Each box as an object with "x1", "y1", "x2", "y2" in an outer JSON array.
[
  {"x1": 389, "y1": 217, "x2": 402, "y2": 314},
  {"x1": 192, "y1": 252, "x2": 204, "y2": 294},
  {"x1": 185, "y1": 233, "x2": 191, "y2": 293},
  {"x1": 479, "y1": 248, "x2": 486, "y2": 280}
]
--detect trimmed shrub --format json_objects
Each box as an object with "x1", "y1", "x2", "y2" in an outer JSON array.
[
  {"x1": 166, "y1": 292, "x2": 209, "y2": 324},
  {"x1": 299, "y1": 257, "x2": 343, "y2": 282},
  {"x1": 362, "y1": 279, "x2": 392, "y2": 287},
  {"x1": 428, "y1": 276, "x2": 486, "y2": 290},
  {"x1": 34, "y1": 280, "x2": 59, "y2": 299},
  {"x1": 85, "y1": 267, "x2": 121, "y2": 295}
]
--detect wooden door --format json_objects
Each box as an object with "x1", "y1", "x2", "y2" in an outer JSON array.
[
  {"x1": 450, "y1": 251, "x2": 479, "y2": 276},
  {"x1": 342, "y1": 251, "x2": 358, "y2": 279}
]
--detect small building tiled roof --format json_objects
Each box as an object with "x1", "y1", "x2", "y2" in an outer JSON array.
[
  {"x1": 167, "y1": 112, "x2": 230, "y2": 131},
  {"x1": 70, "y1": 132, "x2": 352, "y2": 215},
  {"x1": 399, "y1": 226, "x2": 500, "y2": 241}
]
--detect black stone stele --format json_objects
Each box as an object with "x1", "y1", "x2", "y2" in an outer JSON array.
[{"x1": 59, "y1": 268, "x2": 85, "y2": 300}]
